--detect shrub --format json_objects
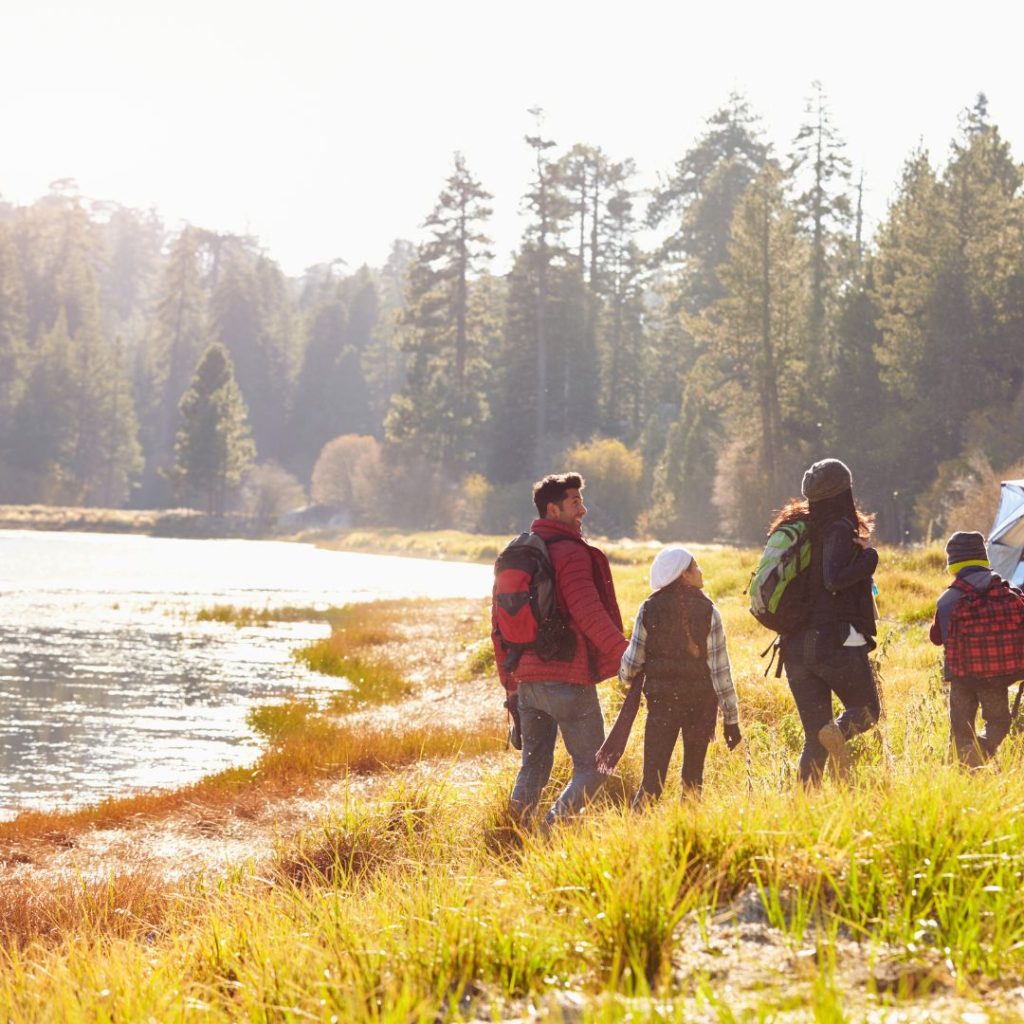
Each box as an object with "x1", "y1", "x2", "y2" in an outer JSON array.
[
  {"x1": 450, "y1": 474, "x2": 493, "y2": 532},
  {"x1": 238, "y1": 461, "x2": 306, "y2": 521},
  {"x1": 562, "y1": 438, "x2": 644, "y2": 537},
  {"x1": 310, "y1": 435, "x2": 381, "y2": 521}
]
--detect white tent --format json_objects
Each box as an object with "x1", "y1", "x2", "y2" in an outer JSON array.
[{"x1": 989, "y1": 480, "x2": 1024, "y2": 586}]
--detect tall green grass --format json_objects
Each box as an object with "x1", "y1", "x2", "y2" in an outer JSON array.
[
  {"x1": 4, "y1": 540, "x2": 1020, "y2": 1020},
  {"x1": 8, "y1": 763, "x2": 1024, "y2": 1019}
]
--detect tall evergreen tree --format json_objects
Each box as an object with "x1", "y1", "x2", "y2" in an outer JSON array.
[
  {"x1": 145, "y1": 227, "x2": 210, "y2": 483},
  {"x1": 791, "y1": 80, "x2": 853, "y2": 376},
  {"x1": 0, "y1": 224, "x2": 27, "y2": 444},
  {"x1": 287, "y1": 267, "x2": 375, "y2": 479},
  {"x1": 873, "y1": 105, "x2": 1024, "y2": 508},
  {"x1": 362, "y1": 240, "x2": 414, "y2": 423},
  {"x1": 7, "y1": 201, "x2": 143, "y2": 505},
  {"x1": 8, "y1": 312, "x2": 77, "y2": 500},
  {"x1": 522, "y1": 110, "x2": 570, "y2": 453},
  {"x1": 598, "y1": 180, "x2": 647, "y2": 437},
  {"x1": 173, "y1": 342, "x2": 256, "y2": 514},
  {"x1": 385, "y1": 153, "x2": 493, "y2": 473},
  {"x1": 94, "y1": 202, "x2": 164, "y2": 334},
  {"x1": 209, "y1": 246, "x2": 291, "y2": 459},
  {"x1": 648, "y1": 93, "x2": 769, "y2": 312},
  {"x1": 697, "y1": 161, "x2": 809, "y2": 536}
]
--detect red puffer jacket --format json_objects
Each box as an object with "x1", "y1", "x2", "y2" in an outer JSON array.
[{"x1": 493, "y1": 518, "x2": 626, "y2": 692}]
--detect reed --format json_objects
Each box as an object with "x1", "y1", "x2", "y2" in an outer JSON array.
[{"x1": 3, "y1": 539, "x2": 1020, "y2": 1020}]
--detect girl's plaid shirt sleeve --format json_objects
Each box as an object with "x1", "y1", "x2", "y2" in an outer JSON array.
[
  {"x1": 619, "y1": 602, "x2": 648, "y2": 682},
  {"x1": 708, "y1": 605, "x2": 739, "y2": 724}
]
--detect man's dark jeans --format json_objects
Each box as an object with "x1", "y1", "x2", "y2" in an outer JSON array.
[
  {"x1": 949, "y1": 677, "x2": 1011, "y2": 767},
  {"x1": 784, "y1": 629, "x2": 880, "y2": 783},
  {"x1": 634, "y1": 692, "x2": 718, "y2": 803}
]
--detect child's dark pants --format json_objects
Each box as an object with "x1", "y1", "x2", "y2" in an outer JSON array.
[
  {"x1": 634, "y1": 692, "x2": 718, "y2": 803},
  {"x1": 949, "y1": 677, "x2": 1011, "y2": 767}
]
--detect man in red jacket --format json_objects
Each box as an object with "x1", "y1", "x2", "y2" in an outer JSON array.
[{"x1": 493, "y1": 472, "x2": 627, "y2": 828}]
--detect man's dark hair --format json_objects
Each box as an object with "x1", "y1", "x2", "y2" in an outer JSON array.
[{"x1": 533, "y1": 472, "x2": 584, "y2": 517}]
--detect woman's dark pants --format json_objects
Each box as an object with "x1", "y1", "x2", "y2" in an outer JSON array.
[
  {"x1": 784, "y1": 631, "x2": 880, "y2": 784},
  {"x1": 635, "y1": 692, "x2": 718, "y2": 803}
]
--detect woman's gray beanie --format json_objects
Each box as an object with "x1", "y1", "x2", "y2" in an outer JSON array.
[{"x1": 801, "y1": 458, "x2": 853, "y2": 502}]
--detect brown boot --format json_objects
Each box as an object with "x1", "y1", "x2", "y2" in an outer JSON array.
[{"x1": 818, "y1": 722, "x2": 852, "y2": 782}]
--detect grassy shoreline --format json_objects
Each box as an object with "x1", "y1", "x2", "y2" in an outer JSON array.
[
  {"x1": 309, "y1": 525, "x2": 668, "y2": 565},
  {"x1": 6, "y1": 529, "x2": 1018, "y2": 1020},
  {"x1": 0, "y1": 506, "x2": 660, "y2": 562}
]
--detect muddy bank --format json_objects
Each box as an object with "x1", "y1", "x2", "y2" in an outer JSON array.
[{"x1": 0, "y1": 596, "x2": 499, "y2": 882}]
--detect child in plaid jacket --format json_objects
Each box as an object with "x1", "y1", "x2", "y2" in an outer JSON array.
[{"x1": 930, "y1": 531, "x2": 1024, "y2": 766}]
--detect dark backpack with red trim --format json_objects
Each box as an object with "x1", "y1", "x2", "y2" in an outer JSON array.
[
  {"x1": 946, "y1": 574, "x2": 1024, "y2": 680},
  {"x1": 493, "y1": 532, "x2": 578, "y2": 673}
]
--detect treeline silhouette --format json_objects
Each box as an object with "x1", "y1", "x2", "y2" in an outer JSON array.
[{"x1": 1, "y1": 89, "x2": 1021, "y2": 540}]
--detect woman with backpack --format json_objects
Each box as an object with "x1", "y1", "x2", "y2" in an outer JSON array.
[{"x1": 769, "y1": 458, "x2": 881, "y2": 783}]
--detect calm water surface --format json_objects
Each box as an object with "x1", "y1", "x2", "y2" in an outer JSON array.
[{"x1": 0, "y1": 530, "x2": 492, "y2": 819}]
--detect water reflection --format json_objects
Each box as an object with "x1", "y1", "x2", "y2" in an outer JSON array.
[{"x1": 0, "y1": 530, "x2": 492, "y2": 818}]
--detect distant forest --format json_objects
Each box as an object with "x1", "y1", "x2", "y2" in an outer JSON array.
[{"x1": 1, "y1": 88, "x2": 1022, "y2": 542}]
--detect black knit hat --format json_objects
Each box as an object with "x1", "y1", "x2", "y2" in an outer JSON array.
[
  {"x1": 945, "y1": 531, "x2": 989, "y2": 569},
  {"x1": 801, "y1": 458, "x2": 853, "y2": 502}
]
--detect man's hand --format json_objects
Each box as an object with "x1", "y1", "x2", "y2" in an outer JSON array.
[{"x1": 724, "y1": 721, "x2": 742, "y2": 750}]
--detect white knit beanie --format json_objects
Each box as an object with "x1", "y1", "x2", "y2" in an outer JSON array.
[{"x1": 650, "y1": 546, "x2": 694, "y2": 590}]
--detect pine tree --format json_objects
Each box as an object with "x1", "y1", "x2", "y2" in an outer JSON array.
[
  {"x1": 384, "y1": 153, "x2": 493, "y2": 473},
  {"x1": 522, "y1": 110, "x2": 571, "y2": 452},
  {"x1": 173, "y1": 342, "x2": 256, "y2": 514},
  {"x1": 146, "y1": 228, "x2": 210, "y2": 479},
  {"x1": 648, "y1": 93, "x2": 769, "y2": 312},
  {"x1": 0, "y1": 224, "x2": 27, "y2": 442},
  {"x1": 791, "y1": 81, "x2": 853, "y2": 376},
  {"x1": 827, "y1": 266, "x2": 896, "y2": 525},
  {"x1": 95, "y1": 202, "x2": 164, "y2": 332},
  {"x1": 7, "y1": 200, "x2": 143, "y2": 505},
  {"x1": 598, "y1": 178, "x2": 647, "y2": 437},
  {"x1": 694, "y1": 161, "x2": 809, "y2": 536},
  {"x1": 8, "y1": 312, "x2": 77, "y2": 500},
  {"x1": 873, "y1": 106, "x2": 1024, "y2": 505},
  {"x1": 209, "y1": 246, "x2": 291, "y2": 459},
  {"x1": 362, "y1": 240, "x2": 415, "y2": 422},
  {"x1": 287, "y1": 267, "x2": 375, "y2": 479}
]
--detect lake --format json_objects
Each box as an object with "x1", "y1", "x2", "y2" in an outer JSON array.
[{"x1": 0, "y1": 530, "x2": 492, "y2": 820}]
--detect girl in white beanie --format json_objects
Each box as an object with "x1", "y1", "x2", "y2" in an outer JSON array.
[{"x1": 600, "y1": 545, "x2": 742, "y2": 800}]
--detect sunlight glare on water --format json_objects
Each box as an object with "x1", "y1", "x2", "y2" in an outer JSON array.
[{"x1": 0, "y1": 530, "x2": 492, "y2": 819}]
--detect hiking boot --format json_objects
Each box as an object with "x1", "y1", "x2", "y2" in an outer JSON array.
[{"x1": 818, "y1": 721, "x2": 852, "y2": 782}]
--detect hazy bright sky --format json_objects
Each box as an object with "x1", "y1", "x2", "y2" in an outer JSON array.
[{"x1": 3, "y1": 0, "x2": 1023, "y2": 276}]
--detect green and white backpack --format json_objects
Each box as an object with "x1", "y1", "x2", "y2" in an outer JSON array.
[{"x1": 748, "y1": 520, "x2": 813, "y2": 635}]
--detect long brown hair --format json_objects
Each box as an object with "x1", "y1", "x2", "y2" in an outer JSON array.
[{"x1": 766, "y1": 494, "x2": 876, "y2": 538}]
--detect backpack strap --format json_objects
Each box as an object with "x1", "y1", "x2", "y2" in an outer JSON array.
[
  {"x1": 951, "y1": 577, "x2": 978, "y2": 597},
  {"x1": 760, "y1": 636, "x2": 783, "y2": 678}
]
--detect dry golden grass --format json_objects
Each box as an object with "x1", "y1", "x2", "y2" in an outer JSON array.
[
  {"x1": 0, "y1": 504, "x2": 173, "y2": 532},
  {"x1": 6, "y1": 534, "x2": 1018, "y2": 1021}
]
